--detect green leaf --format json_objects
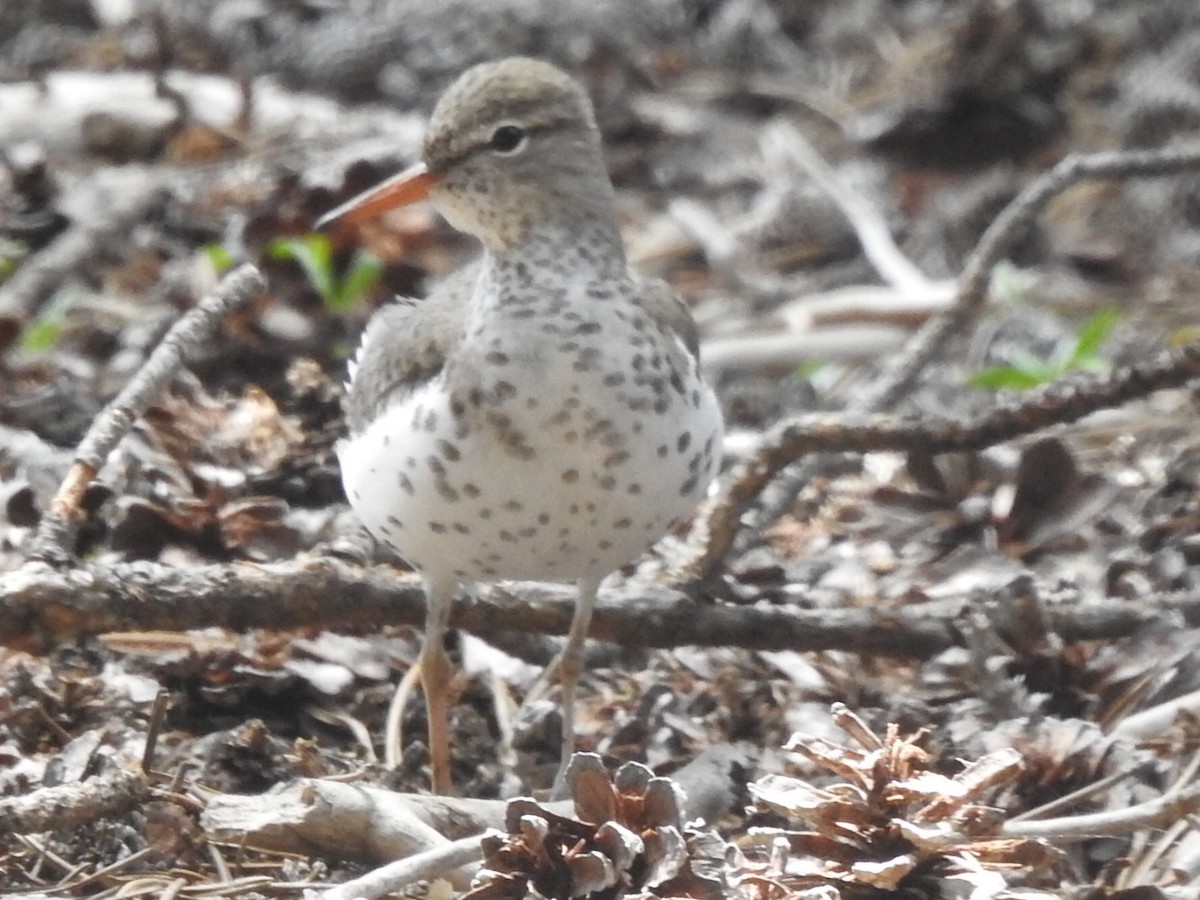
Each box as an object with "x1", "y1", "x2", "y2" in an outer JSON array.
[
  {"x1": 1071, "y1": 307, "x2": 1119, "y2": 362},
  {"x1": 971, "y1": 308, "x2": 1120, "y2": 393},
  {"x1": 330, "y1": 250, "x2": 383, "y2": 314},
  {"x1": 0, "y1": 238, "x2": 28, "y2": 283},
  {"x1": 17, "y1": 318, "x2": 61, "y2": 353},
  {"x1": 14, "y1": 289, "x2": 76, "y2": 354},
  {"x1": 968, "y1": 365, "x2": 1055, "y2": 391},
  {"x1": 203, "y1": 243, "x2": 235, "y2": 275},
  {"x1": 268, "y1": 234, "x2": 336, "y2": 305},
  {"x1": 795, "y1": 359, "x2": 825, "y2": 380}
]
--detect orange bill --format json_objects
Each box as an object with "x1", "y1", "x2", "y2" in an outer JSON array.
[{"x1": 315, "y1": 161, "x2": 435, "y2": 230}]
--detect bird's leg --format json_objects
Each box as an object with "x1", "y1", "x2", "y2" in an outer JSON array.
[
  {"x1": 383, "y1": 579, "x2": 457, "y2": 790},
  {"x1": 549, "y1": 575, "x2": 602, "y2": 800},
  {"x1": 419, "y1": 579, "x2": 456, "y2": 794},
  {"x1": 384, "y1": 658, "x2": 421, "y2": 770}
]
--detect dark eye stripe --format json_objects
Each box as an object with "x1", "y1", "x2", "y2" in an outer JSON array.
[{"x1": 427, "y1": 118, "x2": 566, "y2": 174}]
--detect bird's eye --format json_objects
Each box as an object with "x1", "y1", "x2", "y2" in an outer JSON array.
[{"x1": 489, "y1": 124, "x2": 528, "y2": 155}]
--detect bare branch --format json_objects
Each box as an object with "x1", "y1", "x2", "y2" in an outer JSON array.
[
  {"x1": 763, "y1": 121, "x2": 942, "y2": 298},
  {"x1": 689, "y1": 338, "x2": 1200, "y2": 577},
  {"x1": 27, "y1": 264, "x2": 267, "y2": 564},
  {"x1": 0, "y1": 766, "x2": 148, "y2": 836},
  {"x1": 1002, "y1": 782, "x2": 1200, "y2": 841},
  {"x1": 1, "y1": 554, "x2": 1194, "y2": 657}
]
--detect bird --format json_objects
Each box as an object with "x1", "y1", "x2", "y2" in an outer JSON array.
[{"x1": 318, "y1": 56, "x2": 723, "y2": 795}]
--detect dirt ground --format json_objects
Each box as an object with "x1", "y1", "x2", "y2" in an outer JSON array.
[{"x1": 4, "y1": 1, "x2": 1200, "y2": 898}]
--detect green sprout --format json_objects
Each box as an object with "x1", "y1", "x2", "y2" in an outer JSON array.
[
  {"x1": 0, "y1": 238, "x2": 28, "y2": 283},
  {"x1": 15, "y1": 290, "x2": 76, "y2": 354},
  {"x1": 969, "y1": 308, "x2": 1120, "y2": 391},
  {"x1": 266, "y1": 233, "x2": 382, "y2": 314},
  {"x1": 203, "y1": 242, "x2": 235, "y2": 275}
]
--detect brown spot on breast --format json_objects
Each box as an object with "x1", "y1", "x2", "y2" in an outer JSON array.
[{"x1": 603, "y1": 450, "x2": 630, "y2": 468}]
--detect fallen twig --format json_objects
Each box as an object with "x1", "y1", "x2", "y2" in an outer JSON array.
[
  {"x1": 689, "y1": 337, "x2": 1200, "y2": 578},
  {"x1": 201, "y1": 780, "x2": 498, "y2": 884},
  {"x1": 868, "y1": 143, "x2": 1200, "y2": 414},
  {"x1": 1002, "y1": 781, "x2": 1200, "y2": 841},
  {"x1": 26, "y1": 263, "x2": 266, "y2": 564},
  {"x1": 1113, "y1": 687, "x2": 1200, "y2": 741},
  {"x1": 763, "y1": 121, "x2": 944, "y2": 298},
  {"x1": 206, "y1": 746, "x2": 745, "y2": 898},
  {"x1": 322, "y1": 836, "x2": 485, "y2": 900},
  {"x1": 692, "y1": 141, "x2": 1200, "y2": 577},
  {"x1": 1, "y1": 553, "x2": 1195, "y2": 656},
  {"x1": 0, "y1": 766, "x2": 148, "y2": 836}
]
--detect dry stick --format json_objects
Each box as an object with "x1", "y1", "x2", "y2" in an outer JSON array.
[
  {"x1": 693, "y1": 142, "x2": 1200, "y2": 578},
  {"x1": 1002, "y1": 781, "x2": 1200, "y2": 842},
  {"x1": 0, "y1": 766, "x2": 149, "y2": 835},
  {"x1": 1113, "y1": 686, "x2": 1200, "y2": 741},
  {"x1": 688, "y1": 336, "x2": 1200, "y2": 580},
  {"x1": 869, "y1": 143, "x2": 1200, "y2": 415},
  {"x1": 2, "y1": 325, "x2": 1198, "y2": 651},
  {"x1": 321, "y1": 836, "x2": 484, "y2": 900},
  {"x1": 26, "y1": 264, "x2": 267, "y2": 564},
  {"x1": 1007, "y1": 767, "x2": 1144, "y2": 824},
  {"x1": 762, "y1": 122, "x2": 939, "y2": 298},
  {"x1": 714, "y1": 121, "x2": 947, "y2": 563},
  {"x1": 1, "y1": 544, "x2": 1198, "y2": 657},
  {"x1": 1126, "y1": 745, "x2": 1200, "y2": 884}
]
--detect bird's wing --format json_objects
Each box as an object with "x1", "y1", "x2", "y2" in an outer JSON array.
[
  {"x1": 632, "y1": 274, "x2": 701, "y2": 361},
  {"x1": 343, "y1": 262, "x2": 479, "y2": 435}
]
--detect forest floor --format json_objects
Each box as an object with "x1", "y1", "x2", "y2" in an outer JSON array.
[{"x1": 4, "y1": 2, "x2": 1200, "y2": 898}]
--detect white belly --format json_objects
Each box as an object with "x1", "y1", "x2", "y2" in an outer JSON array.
[{"x1": 339, "y1": 366, "x2": 722, "y2": 585}]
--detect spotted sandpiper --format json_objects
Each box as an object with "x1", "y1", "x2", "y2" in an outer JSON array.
[{"x1": 319, "y1": 57, "x2": 723, "y2": 794}]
